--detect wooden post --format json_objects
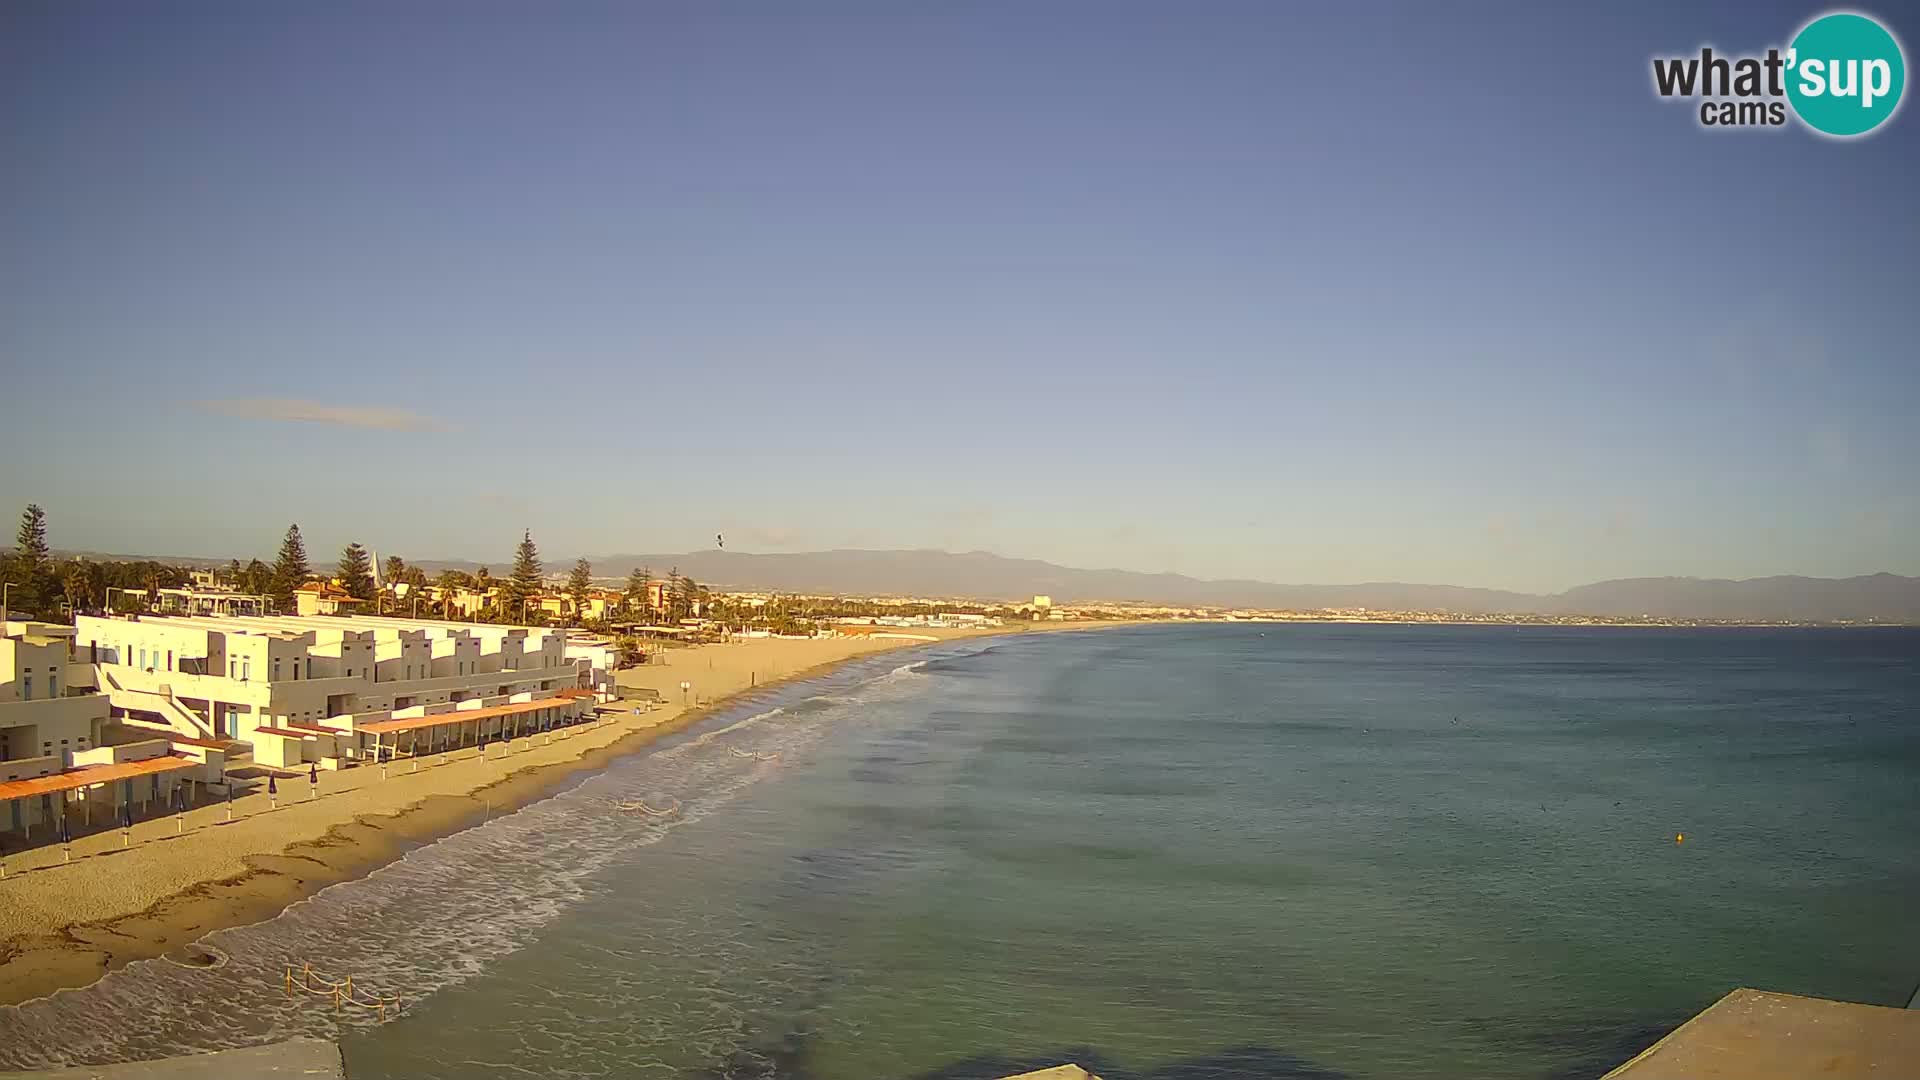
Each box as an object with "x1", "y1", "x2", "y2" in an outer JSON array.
[{"x1": 285, "y1": 966, "x2": 293, "y2": 997}]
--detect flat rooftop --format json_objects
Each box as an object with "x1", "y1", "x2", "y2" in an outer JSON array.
[
  {"x1": 358, "y1": 695, "x2": 580, "y2": 736},
  {"x1": 1603, "y1": 988, "x2": 1920, "y2": 1079}
]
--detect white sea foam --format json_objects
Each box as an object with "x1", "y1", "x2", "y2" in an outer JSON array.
[
  {"x1": 0, "y1": 675, "x2": 892, "y2": 1068},
  {"x1": 0, "y1": 641, "x2": 990, "y2": 1069}
]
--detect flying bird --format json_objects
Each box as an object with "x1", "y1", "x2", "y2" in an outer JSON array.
[{"x1": 716, "y1": 533, "x2": 725, "y2": 549}]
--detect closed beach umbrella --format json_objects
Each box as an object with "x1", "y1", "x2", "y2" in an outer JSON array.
[
  {"x1": 267, "y1": 775, "x2": 277, "y2": 797},
  {"x1": 57, "y1": 812, "x2": 70, "y2": 846},
  {"x1": 120, "y1": 802, "x2": 132, "y2": 829},
  {"x1": 308, "y1": 763, "x2": 318, "y2": 786}
]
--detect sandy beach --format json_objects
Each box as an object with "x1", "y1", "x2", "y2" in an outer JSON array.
[{"x1": 0, "y1": 624, "x2": 1103, "y2": 1007}]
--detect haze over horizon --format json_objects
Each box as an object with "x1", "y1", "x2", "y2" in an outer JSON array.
[{"x1": 4, "y1": 1, "x2": 1916, "y2": 594}]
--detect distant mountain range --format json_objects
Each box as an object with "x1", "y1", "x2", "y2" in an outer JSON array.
[
  {"x1": 38, "y1": 545, "x2": 1920, "y2": 623},
  {"x1": 557, "y1": 550, "x2": 1917, "y2": 624}
]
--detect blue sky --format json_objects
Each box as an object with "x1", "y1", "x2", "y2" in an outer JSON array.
[{"x1": 2, "y1": 1, "x2": 1915, "y2": 593}]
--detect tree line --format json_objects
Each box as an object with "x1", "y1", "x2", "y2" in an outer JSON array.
[
  {"x1": 1, "y1": 504, "x2": 706, "y2": 630},
  {"x1": 0, "y1": 505, "x2": 198, "y2": 618}
]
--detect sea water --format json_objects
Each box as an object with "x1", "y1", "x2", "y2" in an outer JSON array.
[{"x1": 1, "y1": 624, "x2": 1914, "y2": 1079}]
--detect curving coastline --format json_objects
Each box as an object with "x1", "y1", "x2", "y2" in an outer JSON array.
[{"x1": 0, "y1": 625, "x2": 1128, "y2": 1008}]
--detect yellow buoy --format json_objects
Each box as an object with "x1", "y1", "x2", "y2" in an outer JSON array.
[{"x1": 1675, "y1": 833, "x2": 1685, "y2": 844}]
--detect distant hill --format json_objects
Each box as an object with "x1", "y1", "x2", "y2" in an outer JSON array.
[
  {"x1": 573, "y1": 549, "x2": 1920, "y2": 623},
  {"x1": 1545, "y1": 573, "x2": 1920, "y2": 622},
  {"x1": 37, "y1": 545, "x2": 1919, "y2": 623}
]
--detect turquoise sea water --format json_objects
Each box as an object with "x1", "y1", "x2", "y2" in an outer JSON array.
[{"x1": 2, "y1": 625, "x2": 1916, "y2": 1079}]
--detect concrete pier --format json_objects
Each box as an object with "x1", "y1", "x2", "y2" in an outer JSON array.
[
  {"x1": 0, "y1": 1039, "x2": 341, "y2": 1080},
  {"x1": 1603, "y1": 988, "x2": 1920, "y2": 1079}
]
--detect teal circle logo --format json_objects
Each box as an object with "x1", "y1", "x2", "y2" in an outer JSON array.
[{"x1": 1786, "y1": 12, "x2": 1906, "y2": 136}]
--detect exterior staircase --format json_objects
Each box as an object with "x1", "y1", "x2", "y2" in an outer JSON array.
[{"x1": 96, "y1": 666, "x2": 219, "y2": 741}]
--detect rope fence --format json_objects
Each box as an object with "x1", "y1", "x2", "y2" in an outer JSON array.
[{"x1": 284, "y1": 961, "x2": 406, "y2": 1020}]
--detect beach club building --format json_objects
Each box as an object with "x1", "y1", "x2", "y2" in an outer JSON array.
[
  {"x1": 3, "y1": 621, "x2": 226, "y2": 836},
  {"x1": 73, "y1": 612, "x2": 595, "y2": 770},
  {"x1": 1, "y1": 621, "x2": 105, "y2": 766}
]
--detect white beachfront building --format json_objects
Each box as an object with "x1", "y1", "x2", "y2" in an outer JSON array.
[
  {"x1": 3, "y1": 620, "x2": 223, "y2": 836},
  {"x1": 73, "y1": 613, "x2": 595, "y2": 769}
]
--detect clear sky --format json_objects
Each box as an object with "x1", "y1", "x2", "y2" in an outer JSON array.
[{"x1": 2, "y1": 1, "x2": 1915, "y2": 593}]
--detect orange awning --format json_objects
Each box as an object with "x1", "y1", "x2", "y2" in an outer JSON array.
[
  {"x1": 0, "y1": 755, "x2": 199, "y2": 802},
  {"x1": 359, "y1": 697, "x2": 581, "y2": 737}
]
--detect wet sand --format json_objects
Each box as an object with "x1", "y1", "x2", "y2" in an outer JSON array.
[{"x1": 0, "y1": 624, "x2": 1125, "y2": 1006}]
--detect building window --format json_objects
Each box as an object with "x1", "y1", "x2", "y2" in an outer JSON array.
[
  {"x1": 48, "y1": 673, "x2": 57, "y2": 697},
  {"x1": 274, "y1": 658, "x2": 282, "y2": 680},
  {"x1": 139, "y1": 648, "x2": 148, "y2": 668},
  {"x1": 242, "y1": 659, "x2": 251, "y2": 681},
  {"x1": 229, "y1": 660, "x2": 236, "y2": 678},
  {"x1": 20, "y1": 677, "x2": 30, "y2": 701}
]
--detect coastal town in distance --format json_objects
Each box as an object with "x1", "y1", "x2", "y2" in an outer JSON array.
[{"x1": 3, "y1": 494, "x2": 1912, "y2": 870}]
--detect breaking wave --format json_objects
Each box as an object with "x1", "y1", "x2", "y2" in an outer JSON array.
[{"x1": 0, "y1": 641, "x2": 993, "y2": 1070}]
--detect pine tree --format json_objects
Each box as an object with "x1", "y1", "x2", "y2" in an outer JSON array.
[
  {"x1": 271, "y1": 524, "x2": 310, "y2": 612},
  {"x1": 8, "y1": 504, "x2": 52, "y2": 615},
  {"x1": 567, "y1": 558, "x2": 593, "y2": 623},
  {"x1": 505, "y1": 530, "x2": 542, "y2": 620},
  {"x1": 338, "y1": 543, "x2": 375, "y2": 601},
  {"x1": 676, "y1": 573, "x2": 699, "y2": 619},
  {"x1": 241, "y1": 558, "x2": 272, "y2": 596},
  {"x1": 665, "y1": 567, "x2": 684, "y2": 620},
  {"x1": 625, "y1": 566, "x2": 653, "y2": 615}
]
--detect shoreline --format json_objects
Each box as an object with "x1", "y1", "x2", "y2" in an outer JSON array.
[{"x1": 0, "y1": 622, "x2": 1129, "y2": 1009}]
